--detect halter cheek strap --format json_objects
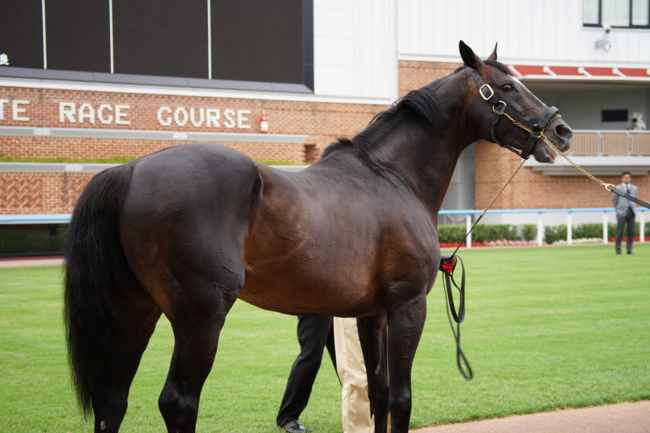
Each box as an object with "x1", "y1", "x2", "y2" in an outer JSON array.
[{"x1": 467, "y1": 67, "x2": 561, "y2": 160}]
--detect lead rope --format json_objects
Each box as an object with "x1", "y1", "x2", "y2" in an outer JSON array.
[{"x1": 439, "y1": 157, "x2": 527, "y2": 381}]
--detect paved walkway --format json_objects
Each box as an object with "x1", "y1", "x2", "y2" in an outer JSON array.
[
  {"x1": 0, "y1": 257, "x2": 64, "y2": 268},
  {"x1": 413, "y1": 401, "x2": 650, "y2": 433}
]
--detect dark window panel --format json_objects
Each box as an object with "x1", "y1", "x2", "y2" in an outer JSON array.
[
  {"x1": 45, "y1": 0, "x2": 111, "y2": 72},
  {"x1": 0, "y1": 0, "x2": 44, "y2": 69},
  {"x1": 113, "y1": 0, "x2": 209, "y2": 78},
  {"x1": 602, "y1": 109, "x2": 628, "y2": 122},
  {"x1": 211, "y1": 0, "x2": 303, "y2": 84}
]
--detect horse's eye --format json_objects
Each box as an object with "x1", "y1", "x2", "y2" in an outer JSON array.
[{"x1": 501, "y1": 84, "x2": 513, "y2": 92}]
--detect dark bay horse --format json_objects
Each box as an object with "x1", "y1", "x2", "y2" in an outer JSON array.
[{"x1": 64, "y1": 42, "x2": 572, "y2": 433}]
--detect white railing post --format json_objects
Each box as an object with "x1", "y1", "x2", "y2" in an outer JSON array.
[
  {"x1": 567, "y1": 212, "x2": 572, "y2": 245},
  {"x1": 640, "y1": 211, "x2": 645, "y2": 243},
  {"x1": 466, "y1": 214, "x2": 472, "y2": 249},
  {"x1": 627, "y1": 131, "x2": 632, "y2": 155},
  {"x1": 537, "y1": 212, "x2": 543, "y2": 246},
  {"x1": 603, "y1": 212, "x2": 608, "y2": 244},
  {"x1": 598, "y1": 132, "x2": 602, "y2": 156}
]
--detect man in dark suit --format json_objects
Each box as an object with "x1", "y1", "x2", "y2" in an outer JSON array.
[
  {"x1": 277, "y1": 316, "x2": 337, "y2": 433},
  {"x1": 613, "y1": 171, "x2": 639, "y2": 255}
]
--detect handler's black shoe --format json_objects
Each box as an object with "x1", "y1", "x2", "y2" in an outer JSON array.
[{"x1": 282, "y1": 420, "x2": 311, "y2": 433}]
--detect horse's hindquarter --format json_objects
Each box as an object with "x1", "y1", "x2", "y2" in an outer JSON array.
[
  {"x1": 119, "y1": 144, "x2": 260, "y2": 318},
  {"x1": 241, "y1": 162, "x2": 439, "y2": 317}
]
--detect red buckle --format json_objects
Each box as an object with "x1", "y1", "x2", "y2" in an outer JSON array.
[{"x1": 441, "y1": 258, "x2": 457, "y2": 274}]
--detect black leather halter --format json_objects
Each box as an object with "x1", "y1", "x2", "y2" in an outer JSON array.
[{"x1": 467, "y1": 67, "x2": 561, "y2": 160}]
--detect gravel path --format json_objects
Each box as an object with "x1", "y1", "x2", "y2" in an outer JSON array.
[{"x1": 412, "y1": 401, "x2": 650, "y2": 433}]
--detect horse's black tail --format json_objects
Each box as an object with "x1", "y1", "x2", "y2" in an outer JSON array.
[{"x1": 64, "y1": 164, "x2": 134, "y2": 416}]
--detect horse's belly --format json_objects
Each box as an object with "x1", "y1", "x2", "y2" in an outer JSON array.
[{"x1": 239, "y1": 259, "x2": 382, "y2": 317}]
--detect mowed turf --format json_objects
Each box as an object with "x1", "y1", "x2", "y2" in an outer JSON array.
[{"x1": 0, "y1": 244, "x2": 648, "y2": 432}]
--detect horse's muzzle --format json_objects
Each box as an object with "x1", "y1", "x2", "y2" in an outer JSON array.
[{"x1": 548, "y1": 119, "x2": 573, "y2": 152}]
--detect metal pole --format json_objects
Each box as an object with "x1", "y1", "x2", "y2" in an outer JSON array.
[
  {"x1": 567, "y1": 212, "x2": 572, "y2": 245},
  {"x1": 640, "y1": 211, "x2": 645, "y2": 243},
  {"x1": 42, "y1": 0, "x2": 47, "y2": 69},
  {"x1": 109, "y1": 0, "x2": 114, "y2": 73},
  {"x1": 537, "y1": 213, "x2": 543, "y2": 246},
  {"x1": 603, "y1": 212, "x2": 608, "y2": 244},
  {"x1": 466, "y1": 214, "x2": 472, "y2": 249}
]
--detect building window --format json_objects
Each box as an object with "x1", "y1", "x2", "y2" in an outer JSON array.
[
  {"x1": 584, "y1": 0, "x2": 650, "y2": 27},
  {"x1": 602, "y1": 109, "x2": 628, "y2": 122}
]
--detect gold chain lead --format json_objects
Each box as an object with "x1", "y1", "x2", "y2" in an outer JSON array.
[{"x1": 545, "y1": 140, "x2": 615, "y2": 192}]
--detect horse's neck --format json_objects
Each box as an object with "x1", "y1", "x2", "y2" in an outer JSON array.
[{"x1": 366, "y1": 112, "x2": 474, "y2": 217}]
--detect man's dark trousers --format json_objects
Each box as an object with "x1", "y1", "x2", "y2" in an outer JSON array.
[
  {"x1": 276, "y1": 316, "x2": 337, "y2": 427},
  {"x1": 616, "y1": 207, "x2": 636, "y2": 254}
]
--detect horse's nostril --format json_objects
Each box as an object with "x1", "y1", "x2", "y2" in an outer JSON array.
[{"x1": 555, "y1": 124, "x2": 572, "y2": 138}]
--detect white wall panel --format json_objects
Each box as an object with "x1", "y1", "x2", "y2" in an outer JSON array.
[
  {"x1": 398, "y1": 0, "x2": 650, "y2": 67},
  {"x1": 313, "y1": 0, "x2": 396, "y2": 100}
]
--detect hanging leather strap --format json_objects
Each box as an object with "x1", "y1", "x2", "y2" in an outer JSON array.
[{"x1": 440, "y1": 254, "x2": 473, "y2": 381}]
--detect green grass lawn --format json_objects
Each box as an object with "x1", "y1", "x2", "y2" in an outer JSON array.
[{"x1": 1, "y1": 244, "x2": 649, "y2": 432}]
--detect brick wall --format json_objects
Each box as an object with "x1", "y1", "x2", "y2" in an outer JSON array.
[
  {"x1": 0, "y1": 86, "x2": 389, "y2": 160},
  {"x1": 0, "y1": 172, "x2": 93, "y2": 214},
  {"x1": 475, "y1": 140, "x2": 650, "y2": 210},
  {"x1": 398, "y1": 60, "x2": 461, "y2": 98},
  {"x1": 0, "y1": 84, "x2": 392, "y2": 215}
]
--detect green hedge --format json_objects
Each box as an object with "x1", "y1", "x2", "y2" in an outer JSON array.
[
  {"x1": 607, "y1": 222, "x2": 644, "y2": 237},
  {"x1": 471, "y1": 224, "x2": 520, "y2": 242},
  {"x1": 438, "y1": 224, "x2": 538, "y2": 243},
  {"x1": 439, "y1": 221, "x2": 650, "y2": 244}
]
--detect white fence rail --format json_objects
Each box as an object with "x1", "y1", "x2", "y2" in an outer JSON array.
[
  {"x1": 439, "y1": 207, "x2": 648, "y2": 248},
  {"x1": 571, "y1": 130, "x2": 650, "y2": 156}
]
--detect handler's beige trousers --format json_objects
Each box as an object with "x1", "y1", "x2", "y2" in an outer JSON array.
[{"x1": 334, "y1": 317, "x2": 390, "y2": 433}]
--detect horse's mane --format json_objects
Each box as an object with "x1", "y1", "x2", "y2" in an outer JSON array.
[{"x1": 322, "y1": 60, "x2": 512, "y2": 159}]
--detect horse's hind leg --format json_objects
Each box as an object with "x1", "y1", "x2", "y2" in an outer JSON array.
[
  {"x1": 157, "y1": 272, "x2": 241, "y2": 433},
  {"x1": 387, "y1": 294, "x2": 427, "y2": 433},
  {"x1": 92, "y1": 276, "x2": 162, "y2": 433},
  {"x1": 357, "y1": 315, "x2": 389, "y2": 433}
]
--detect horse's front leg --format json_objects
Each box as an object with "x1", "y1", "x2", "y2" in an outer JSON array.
[{"x1": 386, "y1": 292, "x2": 427, "y2": 433}]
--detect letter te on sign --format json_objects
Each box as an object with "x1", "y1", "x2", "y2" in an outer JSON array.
[
  {"x1": 237, "y1": 110, "x2": 251, "y2": 129},
  {"x1": 115, "y1": 105, "x2": 131, "y2": 125},
  {"x1": 59, "y1": 102, "x2": 76, "y2": 123},
  {"x1": 12, "y1": 100, "x2": 30, "y2": 121},
  {"x1": 157, "y1": 107, "x2": 172, "y2": 126}
]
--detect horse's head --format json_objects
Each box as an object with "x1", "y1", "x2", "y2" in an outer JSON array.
[{"x1": 459, "y1": 41, "x2": 572, "y2": 163}]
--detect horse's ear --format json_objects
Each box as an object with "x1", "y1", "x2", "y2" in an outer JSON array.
[
  {"x1": 459, "y1": 40, "x2": 484, "y2": 70},
  {"x1": 488, "y1": 43, "x2": 498, "y2": 61}
]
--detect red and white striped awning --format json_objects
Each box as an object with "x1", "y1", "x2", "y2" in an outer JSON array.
[{"x1": 508, "y1": 65, "x2": 650, "y2": 83}]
